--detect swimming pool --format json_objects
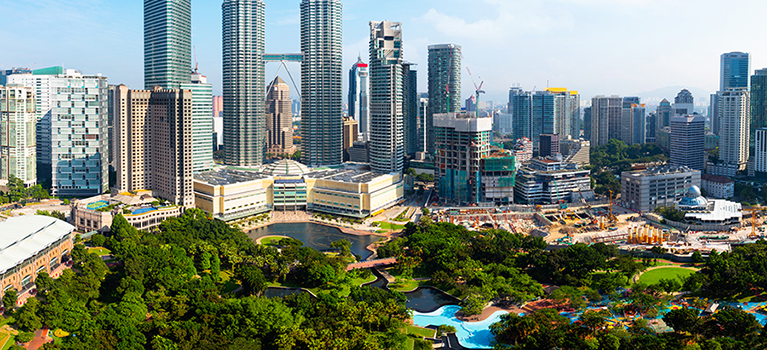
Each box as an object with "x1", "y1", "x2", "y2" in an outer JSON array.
[
  {"x1": 86, "y1": 200, "x2": 109, "y2": 210},
  {"x1": 131, "y1": 207, "x2": 157, "y2": 215},
  {"x1": 412, "y1": 305, "x2": 508, "y2": 349}
]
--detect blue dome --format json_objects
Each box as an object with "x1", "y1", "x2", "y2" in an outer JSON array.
[
  {"x1": 678, "y1": 186, "x2": 708, "y2": 207},
  {"x1": 686, "y1": 186, "x2": 701, "y2": 197}
]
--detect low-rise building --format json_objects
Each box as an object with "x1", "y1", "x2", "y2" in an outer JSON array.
[
  {"x1": 701, "y1": 174, "x2": 735, "y2": 199},
  {"x1": 560, "y1": 138, "x2": 590, "y2": 167},
  {"x1": 1, "y1": 216, "x2": 74, "y2": 302},
  {"x1": 70, "y1": 191, "x2": 184, "y2": 233},
  {"x1": 677, "y1": 186, "x2": 741, "y2": 226},
  {"x1": 514, "y1": 159, "x2": 590, "y2": 204},
  {"x1": 620, "y1": 165, "x2": 701, "y2": 214}
]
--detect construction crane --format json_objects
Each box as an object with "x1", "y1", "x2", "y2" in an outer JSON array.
[
  {"x1": 748, "y1": 206, "x2": 767, "y2": 239},
  {"x1": 607, "y1": 190, "x2": 617, "y2": 222},
  {"x1": 466, "y1": 67, "x2": 485, "y2": 110}
]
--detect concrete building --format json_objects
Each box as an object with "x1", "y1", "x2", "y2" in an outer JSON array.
[
  {"x1": 222, "y1": 0, "x2": 266, "y2": 166},
  {"x1": 144, "y1": 0, "x2": 192, "y2": 89},
  {"x1": 70, "y1": 192, "x2": 184, "y2": 233},
  {"x1": 656, "y1": 99, "x2": 672, "y2": 145},
  {"x1": 180, "y1": 72, "x2": 213, "y2": 173},
  {"x1": 434, "y1": 112, "x2": 491, "y2": 203},
  {"x1": 646, "y1": 112, "x2": 656, "y2": 144},
  {"x1": 539, "y1": 134, "x2": 560, "y2": 158},
  {"x1": 756, "y1": 128, "x2": 767, "y2": 178},
  {"x1": 369, "y1": 20, "x2": 404, "y2": 174},
  {"x1": 620, "y1": 165, "x2": 701, "y2": 214},
  {"x1": 427, "y1": 44, "x2": 461, "y2": 155},
  {"x1": 511, "y1": 137, "x2": 533, "y2": 166},
  {"x1": 657, "y1": 127, "x2": 671, "y2": 152},
  {"x1": 546, "y1": 88, "x2": 580, "y2": 140},
  {"x1": 7, "y1": 68, "x2": 109, "y2": 196},
  {"x1": 670, "y1": 115, "x2": 705, "y2": 171},
  {"x1": 721, "y1": 52, "x2": 751, "y2": 91},
  {"x1": 673, "y1": 89, "x2": 694, "y2": 116},
  {"x1": 494, "y1": 113, "x2": 512, "y2": 136},
  {"x1": 0, "y1": 86, "x2": 36, "y2": 185},
  {"x1": 343, "y1": 117, "x2": 359, "y2": 160},
  {"x1": 583, "y1": 106, "x2": 591, "y2": 142},
  {"x1": 677, "y1": 186, "x2": 741, "y2": 227},
  {"x1": 590, "y1": 95, "x2": 622, "y2": 146},
  {"x1": 266, "y1": 77, "x2": 295, "y2": 156},
  {"x1": 701, "y1": 174, "x2": 735, "y2": 199},
  {"x1": 621, "y1": 103, "x2": 646, "y2": 145},
  {"x1": 514, "y1": 159, "x2": 590, "y2": 204},
  {"x1": 348, "y1": 57, "x2": 369, "y2": 139},
  {"x1": 0, "y1": 216, "x2": 74, "y2": 302},
  {"x1": 301, "y1": 0, "x2": 343, "y2": 167},
  {"x1": 711, "y1": 88, "x2": 750, "y2": 176},
  {"x1": 560, "y1": 138, "x2": 590, "y2": 167},
  {"x1": 113, "y1": 85, "x2": 194, "y2": 207},
  {"x1": 403, "y1": 63, "x2": 418, "y2": 157}
]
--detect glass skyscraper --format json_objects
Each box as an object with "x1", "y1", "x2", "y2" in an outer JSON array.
[
  {"x1": 301, "y1": 0, "x2": 343, "y2": 167},
  {"x1": 181, "y1": 73, "x2": 213, "y2": 173},
  {"x1": 348, "y1": 57, "x2": 369, "y2": 140},
  {"x1": 369, "y1": 20, "x2": 404, "y2": 174},
  {"x1": 403, "y1": 63, "x2": 418, "y2": 158},
  {"x1": 751, "y1": 69, "x2": 767, "y2": 155},
  {"x1": 427, "y1": 44, "x2": 461, "y2": 155},
  {"x1": 720, "y1": 52, "x2": 751, "y2": 91},
  {"x1": 144, "y1": 0, "x2": 192, "y2": 90},
  {"x1": 222, "y1": 0, "x2": 266, "y2": 166}
]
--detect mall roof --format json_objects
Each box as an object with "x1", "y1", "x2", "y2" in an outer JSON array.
[
  {"x1": 683, "y1": 200, "x2": 742, "y2": 223},
  {"x1": 0, "y1": 216, "x2": 75, "y2": 274},
  {"x1": 195, "y1": 169, "x2": 270, "y2": 186},
  {"x1": 262, "y1": 159, "x2": 311, "y2": 176}
]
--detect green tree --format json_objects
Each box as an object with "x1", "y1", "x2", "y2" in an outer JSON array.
[
  {"x1": 2, "y1": 288, "x2": 18, "y2": 310},
  {"x1": 15, "y1": 331, "x2": 34, "y2": 343},
  {"x1": 16, "y1": 297, "x2": 43, "y2": 332},
  {"x1": 235, "y1": 265, "x2": 268, "y2": 296}
]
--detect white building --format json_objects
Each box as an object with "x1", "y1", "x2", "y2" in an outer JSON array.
[
  {"x1": 181, "y1": 72, "x2": 213, "y2": 173},
  {"x1": 677, "y1": 186, "x2": 741, "y2": 226},
  {"x1": 701, "y1": 174, "x2": 735, "y2": 199},
  {"x1": 0, "y1": 85, "x2": 37, "y2": 185},
  {"x1": 621, "y1": 165, "x2": 701, "y2": 214},
  {"x1": 711, "y1": 88, "x2": 750, "y2": 176},
  {"x1": 369, "y1": 20, "x2": 404, "y2": 174},
  {"x1": 756, "y1": 128, "x2": 767, "y2": 177},
  {"x1": 514, "y1": 159, "x2": 591, "y2": 204}
]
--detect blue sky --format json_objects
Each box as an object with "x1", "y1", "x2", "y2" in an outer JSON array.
[{"x1": 2, "y1": 0, "x2": 767, "y2": 105}]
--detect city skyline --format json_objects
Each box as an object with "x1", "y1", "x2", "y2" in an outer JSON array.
[{"x1": 5, "y1": 0, "x2": 767, "y2": 105}]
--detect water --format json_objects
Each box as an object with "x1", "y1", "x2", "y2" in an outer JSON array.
[
  {"x1": 248, "y1": 222, "x2": 382, "y2": 260},
  {"x1": 265, "y1": 287, "x2": 306, "y2": 299},
  {"x1": 132, "y1": 207, "x2": 157, "y2": 215},
  {"x1": 404, "y1": 287, "x2": 460, "y2": 313},
  {"x1": 413, "y1": 305, "x2": 507, "y2": 349}
]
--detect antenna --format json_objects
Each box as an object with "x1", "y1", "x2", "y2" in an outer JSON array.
[{"x1": 193, "y1": 46, "x2": 198, "y2": 73}]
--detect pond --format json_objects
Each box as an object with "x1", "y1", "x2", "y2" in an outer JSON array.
[
  {"x1": 248, "y1": 222, "x2": 382, "y2": 260},
  {"x1": 412, "y1": 305, "x2": 508, "y2": 349},
  {"x1": 404, "y1": 287, "x2": 460, "y2": 313}
]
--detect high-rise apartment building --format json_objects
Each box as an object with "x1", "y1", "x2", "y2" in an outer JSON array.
[
  {"x1": 721, "y1": 52, "x2": 751, "y2": 91},
  {"x1": 300, "y1": 0, "x2": 343, "y2": 167},
  {"x1": 114, "y1": 85, "x2": 194, "y2": 207},
  {"x1": 583, "y1": 107, "x2": 591, "y2": 142},
  {"x1": 403, "y1": 63, "x2": 418, "y2": 157},
  {"x1": 222, "y1": 0, "x2": 266, "y2": 166},
  {"x1": 180, "y1": 72, "x2": 213, "y2": 173},
  {"x1": 7, "y1": 69, "x2": 109, "y2": 196},
  {"x1": 144, "y1": 0, "x2": 192, "y2": 90},
  {"x1": 621, "y1": 97, "x2": 640, "y2": 144},
  {"x1": 427, "y1": 44, "x2": 461, "y2": 155},
  {"x1": 590, "y1": 96, "x2": 622, "y2": 146},
  {"x1": 547, "y1": 88, "x2": 580, "y2": 139},
  {"x1": 755, "y1": 128, "x2": 767, "y2": 177},
  {"x1": 0, "y1": 86, "x2": 36, "y2": 185},
  {"x1": 624, "y1": 103, "x2": 646, "y2": 145},
  {"x1": 712, "y1": 88, "x2": 750, "y2": 176},
  {"x1": 348, "y1": 57, "x2": 369, "y2": 139},
  {"x1": 369, "y1": 20, "x2": 404, "y2": 174},
  {"x1": 670, "y1": 115, "x2": 705, "y2": 171},
  {"x1": 266, "y1": 77, "x2": 294, "y2": 156},
  {"x1": 751, "y1": 69, "x2": 767, "y2": 154}
]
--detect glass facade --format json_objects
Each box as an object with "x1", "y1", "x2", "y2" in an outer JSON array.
[
  {"x1": 144, "y1": 0, "x2": 192, "y2": 90},
  {"x1": 180, "y1": 79, "x2": 213, "y2": 173},
  {"x1": 427, "y1": 44, "x2": 461, "y2": 155},
  {"x1": 751, "y1": 69, "x2": 767, "y2": 155},
  {"x1": 720, "y1": 52, "x2": 750, "y2": 91},
  {"x1": 369, "y1": 20, "x2": 404, "y2": 174}
]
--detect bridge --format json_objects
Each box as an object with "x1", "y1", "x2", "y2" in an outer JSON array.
[
  {"x1": 346, "y1": 257, "x2": 397, "y2": 271},
  {"x1": 263, "y1": 53, "x2": 302, "y2": 63}
]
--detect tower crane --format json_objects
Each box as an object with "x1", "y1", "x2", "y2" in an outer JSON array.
[
  {"x1": 748, "y1": 205, "x2": 767, "y2": 239},
  {"x1": 466, "y1": 66, "x2": 485, "y2": 111}
]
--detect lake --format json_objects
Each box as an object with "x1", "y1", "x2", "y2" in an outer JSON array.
[{"x1": 248, "y1": 222, "x2": 382, "y2": 260}]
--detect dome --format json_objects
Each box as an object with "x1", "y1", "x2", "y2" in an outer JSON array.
[
  {"x1": 678, "y1": 185, "x2": 708, "y2": 208},
  {"x1": 686, "y1": 186, "x2": 701, "y2": 197},
  {"x1": 262, "y1": 159, "x2": 311, "y2": 176}
]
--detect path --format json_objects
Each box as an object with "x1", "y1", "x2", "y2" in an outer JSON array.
[
  {"x1": 346, "y1": 257, "x2": 396, "y2": 271},
  {"x1": 456, "y1": 302, "x2": 526, "y2": 323},
  {"x1": 25, "y1": 329, "x2": 51, "y2": 349}
]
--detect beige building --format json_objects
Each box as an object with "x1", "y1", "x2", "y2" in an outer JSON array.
[
  {"x1": 343, "y1": 117, "x2": 359, "y2": 153},
  {"x1": 266, "y1": 77, "x2": 295, "y2": 156},
  {"x1": 1, "y1": 216, "x2": 74, "y2": 301},
  {"x1": 114, "y1": 85, "x2": 194, "y2": 207},
  {"x1": 70, "y1": 191, "x2": 184, "y2": 233},
  {"x1": 0, "y1": 85, "x2": 37, "y2": 186}
]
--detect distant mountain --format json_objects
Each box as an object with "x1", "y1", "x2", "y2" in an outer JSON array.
[{"x1": 631, "y1": 86, "x2": 712, "y2": 107}]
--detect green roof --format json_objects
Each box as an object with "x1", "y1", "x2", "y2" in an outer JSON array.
[{"x1": 33, "y1": 66, "x2": 64, "y2": 75}]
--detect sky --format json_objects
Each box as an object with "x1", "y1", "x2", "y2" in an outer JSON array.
[{"x1": 2, "y1": 0, "x2": 767, "y2": 107}]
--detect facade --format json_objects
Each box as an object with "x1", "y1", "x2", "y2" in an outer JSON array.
[
  {"x1": 300, "y1": 0, "x2": 344, "y2": 167},
  {"x1": 756, "y1": 128, "x2": 767, "y2": 177},
  {"x1": 657, "y1": 127, "x2": 671, "y2": 151},
  {"x1": 144, "y1": 0, "x2": 192, "y2": 90},
  {"x1": 70, "y1": 192, "x2": 184, "y2": 233},
  {"x1": 0, "y1": 86, "x2": 37, "y2": 185},
  {"x1": 494, "y1": 113, "x2": 512, "y2": 136},
  {"x1": 113, "y1": 85, "x2": 194, "y2": 207},
  {"x1": 590, "y1": 96, "x2": 622, "y2": 146},
  {"x1": 656, "y1": 99, "x2": 672, "y2": 146},
  {"x1": 212, "y1": 95, "x2": 223, "y2": 118},
  {"x1": 369, "y1": 20, "x2": 404, "y2": 174},
  {"x1": 751, "y1": 69, "x2": 767, "y2": 154},
  {"x1": 539, "y1": 134, "x2": 559, "y2": 158},
  {"x1": 348, "y1": 141, "x2": 369, "y2": 163},
  {"x1": 620, "y1": 165, "x2": 701, "y2": 214},
  {"x1": 509, "y1": 88, "x2": 531, "y2": 143},
  {"x1": 701, "y1": 174, "x2": 735, "y2": 199},
  {"x1": 342, "y1": 117, "x2": 359, "y2": 158},
  {"x1": 514, "y1": 159, "x2": 590, "y2": 204},
  {"x1": 0, "y1": 216, "x2": 74, "y2": 301},
  {"x1": 712, "y1": 88, "x2": 750, "y2": 176},
  {"x1": 511, "y1": 137, "x2": 533, "y2": 166},
  {"x1": 646, "y1": 112, "x2": 656, "y2": 144},
  {"x1": 673, "y1": 89, "x2": 694, "y2": 116},
  {"x1": 222, "y1": 0, "x2": 266, "y2": 166},
  {"x1": 705, "y1": 133, "x2": 719, "y2": 150},
  {"x1": 7, "y1": 69, "x2": 109, "y2": 196},
  {"x1": 560, "y1": 138, "x2": 590, "y2": 167},
  {"x1": 546, "y1": 88, "x2": 580, "y2": 139},
  {"x1": 266, "y1": 77, "x2": 295, "y2": 156},
  {"x1": 670, "y1": 115, "x2": 705, "y2": 171},
  {"x1": 623, "y1": 103, "x2": 646, "y2": 145},
  {"x1": 583, "y1": 107, "x2": 591, "y2": 142},
  {"x1": 180, "y1": 72, "x2": 213, "y2": 173},
  {"x1": 427, "y1": 44, "x2": 461, "y2": 155},
  {"x1": 403, "y1": 63, "x2": 418, "y2": 157},
  {"x1": 348, "y1": 57, "x2": 369, "y2": 139},
  {"x1": 720, "y1": 52, "x2": 751, "y2": 91},
  {"x1": 194, "y1": 169, "x2": 273, "y2": 221}
]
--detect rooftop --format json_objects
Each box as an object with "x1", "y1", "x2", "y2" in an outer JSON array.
[
  {"x1": 626, "y1": 165, "x2": 697, "y2": 177},
  {"x1": 262, "y1": 159, "x2": 311, "y2": 176},
  {"x1": 0, "y1": 216, "x2": 75, "y2": 274},
  {"x1": 307, "y1": 166, "x2": 387, "y2": 184},
  {"x1": 195, "y1": 169, "x2": 270, "y2": 186},
  {"x1": 701, "y1": 174, "x2": 735, "y2": 184}
]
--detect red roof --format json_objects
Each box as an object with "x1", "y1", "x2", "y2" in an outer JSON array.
[
  {"x1": 702, "y1": 174, "x2": 735, "y2": 184},
  {"x1": 357, "y1": 63, "x2": 368, "y2": 68}
]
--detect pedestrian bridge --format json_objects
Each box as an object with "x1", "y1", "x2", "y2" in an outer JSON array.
[{"x1": 346, "y1": 257, "x2": 397, "y2": 271}]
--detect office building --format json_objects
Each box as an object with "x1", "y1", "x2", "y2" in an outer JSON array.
[
  {"x1": 620, "y1": 165, "x2": 701, "y2": 214},
  {"x1": 657, "y1": 127, "x2": 671, "y2": 151},
  {"x1": 560, "y1": 138, "x2": 590, "y2": 167},
  {"x1": 621, "y1": 103, "x2": 646, "y2": 145},
  {"x1": 705, "y1": 133, "x2": 719, "y2": 150},
  {"x1": 620, "y1": 97, "x2": 640, "y2": 144},
  {"x1": 539, "y1": 134, "x2": 560, "y2": 158},
  {"x1": 369, "y1": 20, "x2": 404, "y2": 174},
  {"x1": 113, "y1": 85, "x2": 194, "y2": 207},
  {"x1": 427, "y1": 44, "x2": 461, "y2": 154},
  {"x1": 180, "y1": 72, "x2": 213, "y2": 173},
  {"x1": 655, "y1": 99, "x2": 672, "y2": 143},
  {"x1": 403, "y1": 63, "x2": 418, "y2": 157},
  {"x1": 343, "y1": 117, "x2": 358, "y2": 160},
  {"x1": 646, "y1": 112, "x2": 656, "y2": 144},
  {"x1": 701, "y1": 174, "x2": 735, "y2": 199},
  {"x1": 590, "y1": 96, "x2": 622, "y2": 146},
  {"x1": 348, "y1": 57, "x2": 369, "y2": 139},
  {"x1": 670, "y1": 115, "x2": 705, "y2": 171},
  {"x1": 514, "y1": 159, "x2": 590, "y2": 204},
  {"x1": 144, "y1": 0, "x2": 192, "y2": 90},
  {"x1": 547, "y1": 88, "x2": 580, "y2": 139},
  {"x1": 0, "y1": 85, "x2": 36, "y2": 185},
  {"x1": 348, "y1": 141, "x2": 369, "y2": 163},
  {"x1": 266, "y1": 77, "x2": 295, "y2": 156},
  {"x1": 583, "y1": 107, "x2": 591, "y2": 142},
  {"x1": 7, "y1": 69, "x2": 109, "y2": 196},
  {"x1": 509, "y1": 87, "x2": 531, "y2": 143},
  {"x1": 711, "y1": 89, "x2": 750, "y2": 176},
  {"x1": 755, "y1": 128, "x2": 767, "y2": 177},
  {"x1": 673, "y1": 89, "x2": 694, "y2": 116},
  {"x1": 222, "y1": 0, "x2": 266, "y2": 166},
  {"x1": 0, "y1": 68, "x2": 32, "y2": 86},
  {"x1": 212, "y1": 95, "x2": 223, "y2": 118},
  {"x1": 710, "y1": 93, "x2": 720, "y2": 136},
  {"x1": 721, "y1": 52, "x2": 751, "y2": 91},
  {"x1": 465, "y1": 96, "x2": 476, "y2": 112},
  {"x1": 494, "y1": 113, "x2": 512, "y2": 136},
  {"x1": 751, "y1": 69, "x2": 767, "y2": 154},
  {"x1": 300, "y1": 0, "x2": 343, "y2": 167},
  {"x1": 0, "y1": 216, "x2": 74, "y2": 301}
]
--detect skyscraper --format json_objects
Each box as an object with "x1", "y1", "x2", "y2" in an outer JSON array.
[
  {"x1": 713, "y1": 88, "x2": 750, "y2": 176},
  {"x1": 427, "y1": 44, "x2": 461, "y2": 155},
  {"x1": 0, "y1": 85, "x2": 36, "y2": 185},
  {"x1": 300, "y1": 0, "x2": 343, "y2": 167},
  {"x1": 670, "y1": 115, "x2": 705, "y2": 171},
  {"x1": 546, "y1": 88, "x2": 580, "y2": 139},
  {"x1": 180, "y1": 72, "x2": 213, "y2": 173},
  {"x1": 756, "y1": 128, "x2": 767, "y2": 177},
  {"x1": 590, "y1": 96, "x2": 622, "y2": 147},
  {"x1": 720, "y1": 52, "x2": 751, "y2": 91},
  {"x1": 222, "y1": 0, "x2": 266, "y2": 166},
  {"x1": 583, "y1": 107, "x2": 592, "y2": 142},
  {"x1": 403, "y1": 63, "x2": 418, "y2": 157},
  {"x1": 710, "y1": 93, "x2": 720, "y2": 135},
  {"x1": 369, "y1": 20, "x2": 404, "y2": 174},
  {"x1": 266, "y1": 77, "x2": 295, "y2": 156},
  {"x1": 144, "y1": 0, "x2": 192, "y2": 90},
  {"x1": 348, "y1": 57, "x2": 369, "y2": 139},
  {"x1": 509, "y1": 87, "x2": 530, "y2": 142},
  {"x1": 656, "y1": 99, "x2": 672, "y2": 136},
  {"x1": 673, "y1": 89, "x2": 694, "y2": 115},
  {"x1": 646, "y1": 112, "x2": 656, "y2": 144},
  {"x1": 621, "y1": 97, "x2": 640, "y2": 144},
  {"x1": 751, "y1": 68, "x2": 767, "y2": 154}
]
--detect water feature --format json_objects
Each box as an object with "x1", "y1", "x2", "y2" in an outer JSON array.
[
  {"x1": 248, "y1": 222, "x2": 382, "y2": 260},
  {"x1": 413, "y1": 305, "x2": 508, "y2": 349},
  {"x1": 404, "y1": 287, "x2": 460, "y2": 313}
]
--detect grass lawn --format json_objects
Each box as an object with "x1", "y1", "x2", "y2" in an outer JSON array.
[
  {"x1": 373, "y1": 222, "x2": 406, "y2": 230},
  {"x1": 0, "y1": 333, "x2": 15, "y2": 350},
  {"x1": 591, "y1": 272, "x2": 630, "y2": 287},
  {"x1": 638, "y1": 267, "x2": 695, "y2": 285},
  {"x1": 259, "y1": 236, "x2": 286, "y2": 247},
  {"x1": 404, "y1": 325, "x2": 436, "y2": 338},
  {"x1": 88, "y1": 247, "x2": 112, "y2": 256},
  {"x1": 387, "y1": 269, "x2": 430, "y2": 292},
  {"x1": 220, "y1": 270, "x2": 240, "y2": 294}
]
